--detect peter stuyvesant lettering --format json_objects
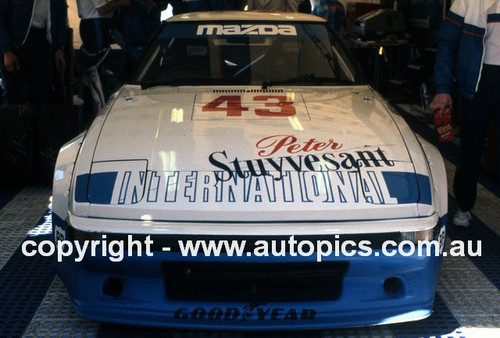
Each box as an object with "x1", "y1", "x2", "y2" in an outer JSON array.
[
  {"x1": 108, "y1": 139, "x2": 397, "y2": 205},
  {"x1": 256, "y1": 135, "x2": 343, "y2": 157},
  {"x1": 173, "y1": 306, "x2": 317, "y2": 321},
  {"x1": 208, "y1": 148, "x2": 395, "y2": 182}
]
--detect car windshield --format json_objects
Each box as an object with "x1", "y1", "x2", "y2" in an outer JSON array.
[{"x1": 135, "y1": 21, "x2": 364, "y2": 88}]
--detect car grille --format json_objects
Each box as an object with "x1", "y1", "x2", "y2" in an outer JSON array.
[{"x1": 162, "y1": 261, "x2": 349, "y2": 302}]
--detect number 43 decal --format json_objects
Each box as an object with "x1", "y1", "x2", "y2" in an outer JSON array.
[{"x1": 202, "y1": 95, "x2": 296, "y2": 117}]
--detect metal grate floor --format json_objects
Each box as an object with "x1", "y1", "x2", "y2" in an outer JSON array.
[{"x1": 1, "y1": 106, "x2": 499, "y2": 338}]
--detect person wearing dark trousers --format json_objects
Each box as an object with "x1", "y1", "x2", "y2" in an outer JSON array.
[
  {"x1": 298, "y1": 0, "x2": 312, "y2": 14},
  {"x1": 118, "y1": 0, "x2": 168, "y2": 80},
  {"x1": 184, "y1": 0, "x2": 239, "y2": 11},
  {"x1": 430, "y1": 0, "x2": 500, "y2": 227},
  {"x1": 0, "y1": 0, "x2": 68, "y2": 107},
  {"x1": 168, "y1": 0, "x2": 188, "y2": 14},
  {"x1": 247, "y1": 0, "x2": 299, "y2": 12},
  {"x1": 76, "y1": 0, "x2": 130, "y2": 119},
  {"x1": 312, "y1": 0, "x2": 346, "y2": 35},
  {"x1": 77, "y1": 0, "x2": 131, "y2": 71}
]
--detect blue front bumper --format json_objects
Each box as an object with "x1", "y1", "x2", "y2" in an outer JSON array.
[{"x1": 56, "y1": 249, "x2": 442, "y2": 330}]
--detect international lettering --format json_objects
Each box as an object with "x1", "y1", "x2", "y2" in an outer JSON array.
[{"x1": 109, "y1": 168, "x2": 398, "y2": 205}]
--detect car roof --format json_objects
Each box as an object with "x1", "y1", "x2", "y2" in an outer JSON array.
[{"x1": 166, "y1": 10, "x2": 326, "y2": 23}]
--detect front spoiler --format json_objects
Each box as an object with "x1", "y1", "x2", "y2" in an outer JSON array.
[
  {"x1": 56, "y1": 249, "x2": 442, "y2": 329},
  {"x1": 53, "y1": 211, "x2": 446, "y2": 329}
]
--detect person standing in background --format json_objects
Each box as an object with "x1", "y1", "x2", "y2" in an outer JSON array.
[
  {"x1": 312, "y1": 0, "x2": 346, "y2": 35},
  {"x1": 0, "y1": 0, "x2": 68, "y2": 106},
  {"x1": 118, "y1": 0, "x2": 168, "y2": 79},
  {"x1": 76, "y1": 0, "x2": 130, "y2": 117},
  {"x1": 167, "y1": 0, "x2": 188, "y2": 14},
  {"x1": 247, "y1": 0, "x2": 299, "y2": 12},
  {"x1": 77, "y1": 0, "x2": 130, "y2": 67},
  {"x1": 298, "y1": 0, "x2": 312, "y2": 13},
  {"x1": 184, "y1": 0, "x2": 239, "y2": 11},
  {"x1": 429, "y1": 0, "x2": 500, "y2": 227}
]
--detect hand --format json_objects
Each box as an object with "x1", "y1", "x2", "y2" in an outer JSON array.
[
  {"x1": 54, "y1": 49, "x2": 66, "y2": 72},
  {"x1": 3, "y1": 50, "x2": 20, "y2": 73},
  {"x1": 429, "y1": 93, "x2": 452, "y2": 116}
]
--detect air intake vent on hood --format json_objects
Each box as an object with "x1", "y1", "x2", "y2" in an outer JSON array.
[{"x1": 213, "y1": 89, "x2": 284, "y2": 93}]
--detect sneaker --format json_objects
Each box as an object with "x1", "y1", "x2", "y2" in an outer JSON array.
[{"x1": 453, "y1": 210, "x2": 472, "y2": 227}]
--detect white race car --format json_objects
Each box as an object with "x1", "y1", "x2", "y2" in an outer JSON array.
[{"x1": 52, "y1": 11, "x2": 447, "y2": 329}]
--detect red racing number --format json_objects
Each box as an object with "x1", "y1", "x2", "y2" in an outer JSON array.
[
  {"x1": 202, "y1": 95, "x2": 249, "y2": 117},
  {"x1": 202, "y1": 95, "x2": 296, "y2": 117},
  {"x1": 254, "y1": 95, "x2": 296, "y2": 116}
]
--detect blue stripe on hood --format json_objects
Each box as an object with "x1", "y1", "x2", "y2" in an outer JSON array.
[{"x1": 382, "y1": 172, "x2": 431, "y2": 205}]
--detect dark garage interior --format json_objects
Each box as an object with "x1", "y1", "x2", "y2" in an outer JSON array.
[{"x1": 0, "y1": 1, "x2": 499, "y2": 337}]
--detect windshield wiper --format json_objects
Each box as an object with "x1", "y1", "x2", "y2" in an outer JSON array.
[{"x1": 261, "y1": 74, "x2": 355, "y2": 89}]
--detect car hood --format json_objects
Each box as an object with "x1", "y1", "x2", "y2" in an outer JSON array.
[{"x1": 73, "y1": 85, "x2": 432, "y2": 222}]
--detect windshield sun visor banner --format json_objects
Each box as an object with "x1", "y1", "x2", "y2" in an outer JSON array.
[
  {"x1": 196, "y1": 24, "x2": 298, "y2": 36},
  {"x1": 159, "y1": 22, "x2": 330, "y2": 40}
]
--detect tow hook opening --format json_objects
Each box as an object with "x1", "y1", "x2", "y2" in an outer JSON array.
[
  {"x1": 103, "y1": 277, "x2": 123, "y2": 297},
  {"x1": 384, "y1": 277, "x2": 403, "y2": 294}
]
